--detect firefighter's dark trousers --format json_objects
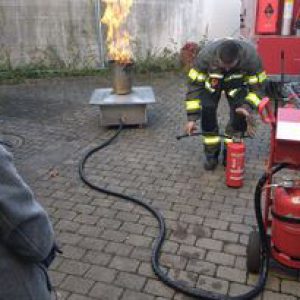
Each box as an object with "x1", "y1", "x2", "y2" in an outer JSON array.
[{"x1": 199, "y1": 87, "x2": 248, "y2": 159}]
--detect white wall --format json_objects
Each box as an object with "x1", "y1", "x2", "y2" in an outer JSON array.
[
  {"x1": 202, "y1": 0, "x2": 241, "y2": 39},
  {"x1": 0, "y1": 0, "x2": 242, "y2": 68}
]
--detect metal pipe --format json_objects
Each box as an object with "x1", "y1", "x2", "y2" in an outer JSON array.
[{"x1": 95, "y1": 0, "x2": 106, "y2": 69}]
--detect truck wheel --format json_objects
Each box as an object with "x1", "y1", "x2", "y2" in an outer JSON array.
[{"x1": 247, "y1": 231, "x2": 261, "y2": 273}]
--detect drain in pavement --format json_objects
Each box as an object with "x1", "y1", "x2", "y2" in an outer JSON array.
[{"x1": 0, "y1": 133, "x2": 25, "y2": 148}]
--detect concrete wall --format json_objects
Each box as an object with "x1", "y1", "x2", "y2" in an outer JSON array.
[
  {"x1": 0, "y1": 0, "x2": 100, "y2": 68},
  {"x1": 0, "y1": 0, "x2": 241, "y2": 69}
]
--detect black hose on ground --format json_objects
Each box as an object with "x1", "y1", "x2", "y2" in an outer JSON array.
[{"x1": 78, "y1": 124, "x2": 283, "y2": 299}]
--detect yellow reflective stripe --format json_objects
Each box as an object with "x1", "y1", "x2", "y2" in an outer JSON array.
[
  {"x1": 258, "y1": 71, "x2": 267, "y2": 83},
  {"x1": 224, "y1": 74, "x2": 243, "y2": 81},
  {"x1": 188, "y1": 68, "x2": 199, "y2": 81},
  {"x1": 203, "y1": 136, "x2": 221, "y2": 145},
  {"x1": 205, "y1": 81, "x2": 216, "y2": 93},
  {"x1": 197, "y1": 73, "x2": 206, "y2": 82},
  {"x1": 228, "y1": 89, "x2": 239, "y2": 97},
  {"x1": 185, "y1": 99, "x2": 201, "y2": 111},
  {"x1": 209, "y1": 73, "x2": 224, "y2": 79},
  {"x1": 246, "y1": 92, "x2": 261, "y2": 107},
  {"x1": 246, "y1": 75, "x2": 259, "y2": 85}
]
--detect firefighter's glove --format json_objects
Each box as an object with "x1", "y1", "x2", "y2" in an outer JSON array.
[
  {"x1": 235, "y1": 106, "x2": 256, "y2": 137},
  {"x1": 185, "y1": 121, "x2": 198, "y2": 136},
  {"x1": 205, "y1": 77, "x2": 221, "y2": 93}
]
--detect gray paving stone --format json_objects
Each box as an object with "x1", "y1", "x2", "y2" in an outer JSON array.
[
  {"x1": 178, "y1": 245, "x2": 206, "y2": 260},
  {"x1": 186, "y1": 260, "x2": 216, "y2": 276},
  {"x1": 82, "y1": 250, "x2": 112, "y2": 266},
  {"x1": 115, "y1": 272, "x2": 147, "y2": 291},
  {"x1": 125, "y1": 234, "x2": 153, "y2": 247},
  {"x1": 120, "y1": 222, "x2": 145, "y2": 234},
  {"x1": 89, "y1": 282, "x2": 123, "y2": 300},
  {"x1": 144, "y1": 279, "x2": 175, "y2": 298},
  {"x1": 58, "y1": 232, "x2": 82, "y2": 245},
  {"x1": 68, "y1": 294, "x2": 96, "y2": 300},
  {"x1": 262, "y1": 291, "x2": 297, "y2": 300},
  {"x1": 223, "y1": 243, "x2": 246, "y2": 256},
  {"x1": 68, "y1": 294, "x2": 95, "y2": 300},
  {"x1": 219, "y1": 212, "x2": 243, "y2": 223},
  {"x1": 160, "y1": 254, "x2": 188, "y2": 270},
  {"x1": 56, "y1": 290, "x2": 70, "y2": 300},
  {"x1": 97, "y1": 217, "x2": 122, "y2": 229},
  {"x1": 197, "y1": 275, "x2": 229, "y2": 295},
  {"x1": 196, "y1": 238, "x2": 223, "y2": 251},
  {"x1": 49, "y1": 270, "x2": 66, "y2": 287},
  {"x1": 179, "y1": 214, "x2": 204, "y2": 225},
  {"x1": 60, "y1": 275, "x2": 94, "y2": 294},
  {"x1": 130, "y1": 247, "x2": 152, "y2": 261},
  {"x1": 109, "y1": 256, "x2": 140, "y2": 272},
  {"x1": 85, "y1": 265, "x2": 117, "y2": 283},
  {"x1": 138, "y1": 262, "x2": 156, "y2": 279},
  {"x1": 58, "y1": 259, "x2": 91, "y2": 276},
  {"x1": 78, "y1": 237, "x2": 107, "y2": 251},
  {"x1": 229, "y1": 283, "x2": 262, "y2": 299},
  {"x1": 73, "y1": 214, "x2": 99, "y2": 225},
  {"x1": 121, "y1": 290, "x2": 154, "y2": 300},
  {"x1": 206, "y1": 251, "x2": 235, "y2": 266},
  {"x1": 78, "y1": 225, "x2": 103, "y2": 238},
  {"x1": 55, "y1": 220, "x2": 81, "y2": 232},
  {"x1": 204, "y1": 218, "x2": 229, "y2": 230},
  {"x1": 281, "y1": 279, "x2": 300, "y2": 297},
  {"x1": 217, "y1": 266, "x2": 247, "y2": 283},
  {"x1": 101, "y1": 229, "x2": 128, "y2": 242},
  {"x1": 104, "y1": 242, "x2": 133, "y2": 256},
  {"x1": 212, "y1": 230, "x2": 239, "y2": 243}
]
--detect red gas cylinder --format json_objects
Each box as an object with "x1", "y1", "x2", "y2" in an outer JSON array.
[
  {"x1": 256, "y1": 0, "x2": 281, "y2": 34},
  {"x1": 226, "y1": 140, "x2": 245, "y2": 188},
  {"x1": 272, "y1": 187, "x2": 300, "y2": 259}
]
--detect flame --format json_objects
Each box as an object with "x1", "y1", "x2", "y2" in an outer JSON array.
[{"x1": 101, "y1": 0, "x2": 133, "y2": 64}]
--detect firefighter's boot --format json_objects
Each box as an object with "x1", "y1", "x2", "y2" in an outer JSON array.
[
  {"x1": 203, "y1": 144, "x2": 220, "y2": 171},
  {"x1": 204, "y1": 156, "x2": 218, "y2": 171}
]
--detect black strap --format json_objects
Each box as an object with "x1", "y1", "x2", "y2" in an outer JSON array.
[{"x1": 271, "y1": 209, "x2": 300, "y2": 224}]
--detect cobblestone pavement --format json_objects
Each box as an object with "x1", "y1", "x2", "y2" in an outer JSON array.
[{"x1": 0, "y1": 73, "x2": 299, "y2": 300}]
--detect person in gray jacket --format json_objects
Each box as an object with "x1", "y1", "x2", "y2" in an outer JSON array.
[{"x1": 0, "y1": 144, "x2": 55, "y2": 300}]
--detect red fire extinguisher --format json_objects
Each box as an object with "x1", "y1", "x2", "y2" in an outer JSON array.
[{"x1": 226, "y1": 139, "x2": 246, "y2": 188}]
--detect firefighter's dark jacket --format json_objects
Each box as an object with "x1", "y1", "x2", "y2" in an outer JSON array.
[{"x1": 185, "y1": 38, "x2": 267, "y2": 121}]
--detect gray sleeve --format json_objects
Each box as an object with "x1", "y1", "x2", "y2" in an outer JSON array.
[
  {"x1": 243, "y1": 42, "x2": 264, "y2": 74},
  {"x1": 0, "y1": 146, "x2": 54, "y2": 262},
  {"x1": 196, "y1": 47, "x2": 210, "y2": 72}
]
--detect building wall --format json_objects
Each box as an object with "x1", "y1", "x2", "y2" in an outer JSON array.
[{"x1": 0, "y1": 0, "x2": 241, "y2": 69}]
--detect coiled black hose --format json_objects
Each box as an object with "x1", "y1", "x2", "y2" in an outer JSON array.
[{"x1": 78, "y1": 124, "x2": 285, "y2": 299}]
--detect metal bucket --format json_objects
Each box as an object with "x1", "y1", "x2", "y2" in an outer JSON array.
[{"x1": 111, "y1": 61, "x2": 133, "y2": 95}]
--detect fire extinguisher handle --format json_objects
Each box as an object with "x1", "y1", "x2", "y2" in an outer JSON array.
[
  {"x1": 258, "y1": 97, "x2": 276, "y2": 124},
  {"x1": 176, "y1": 132, "x2": 252, "y2": 140},
  {"x1": 176, "y1": 132, "x2": 203, "y2": 140}
]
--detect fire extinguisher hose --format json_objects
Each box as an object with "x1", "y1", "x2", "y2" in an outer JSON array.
[{"x1": 78, "y1": 123, "x2": 285, "y2": 300}]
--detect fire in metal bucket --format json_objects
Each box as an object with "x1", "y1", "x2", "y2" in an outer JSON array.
[
  {"x1": 101, "y1": 0, "x2": 134, "y2": 95},
  {"x1": 101, "y1": 0, "x2": 133, "y2": 64}
]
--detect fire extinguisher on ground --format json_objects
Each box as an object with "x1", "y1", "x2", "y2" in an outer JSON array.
[{"x1": 226, "y1": 138, "x2": 246, "y2": 188}]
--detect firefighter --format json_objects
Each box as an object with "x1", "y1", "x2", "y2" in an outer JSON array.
[{"x1": 184, "y1": 38, "x2": 267, "y2": 170}]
